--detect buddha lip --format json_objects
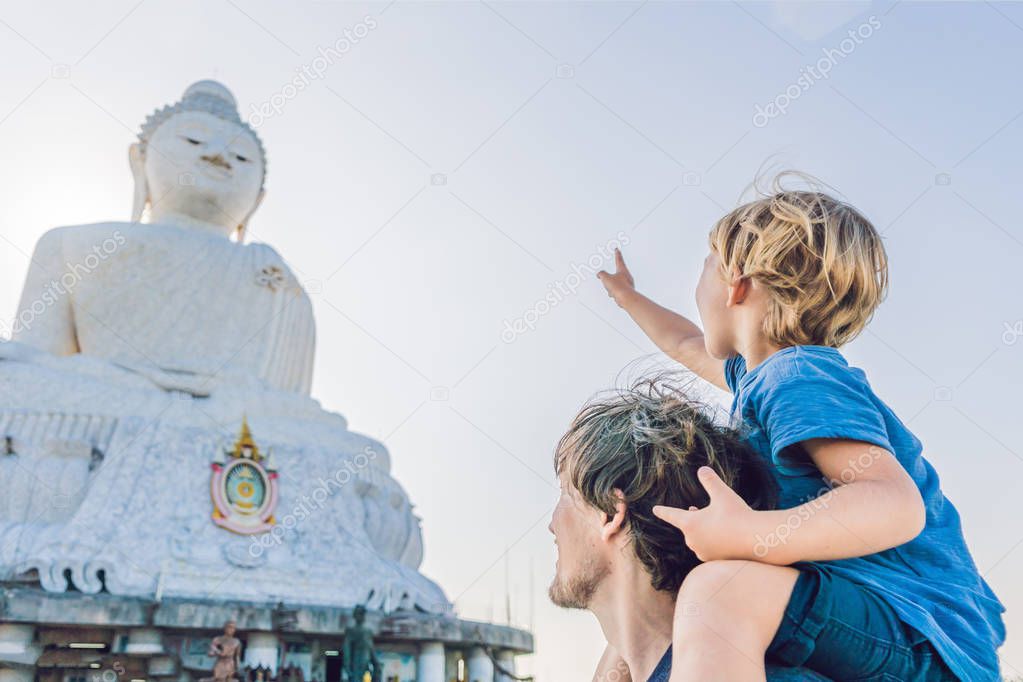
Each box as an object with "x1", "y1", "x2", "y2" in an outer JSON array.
[
  {"x1": 200, "y1": 155, "x2": 232, "y2": 171},
  {"x1": 198, "y1": 160, "x2": 233, "y2": 179}
]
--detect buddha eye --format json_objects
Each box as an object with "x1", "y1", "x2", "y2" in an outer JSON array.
[
  {"x1": 183, "y1": 137, "x2": 202, "y2": 145},
  {"x1": 235, "y1": 154, "x2": 249, "y2": 163}
]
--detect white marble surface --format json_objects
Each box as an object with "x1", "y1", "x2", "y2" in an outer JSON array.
[{"x1": 0, "y1": 346, "x2": 448, "y2": 613}]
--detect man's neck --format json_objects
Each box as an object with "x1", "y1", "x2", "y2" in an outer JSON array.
[{"x1": 589, "y1": 561, "x2": 675, "y2": 681}]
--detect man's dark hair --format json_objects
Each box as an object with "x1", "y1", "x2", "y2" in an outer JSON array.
[{"x1": 554, "y1": 375, "x2": 777, "y2": 593}]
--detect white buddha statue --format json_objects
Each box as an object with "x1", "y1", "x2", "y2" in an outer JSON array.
[
  {"x1": 11, "y1": 80, "x2": 313, "y2": 396},
  {"x1": 0, "y1": 82, "x2": 448, "y2": 614}
]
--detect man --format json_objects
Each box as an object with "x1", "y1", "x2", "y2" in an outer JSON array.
[{"x1": 547, "y1": 377, "x2": 829, "y2": 681}]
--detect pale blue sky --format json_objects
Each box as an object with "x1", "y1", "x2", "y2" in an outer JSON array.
[{"x1": 1, "y1": 1, "x2": 1021, "y2": 679}]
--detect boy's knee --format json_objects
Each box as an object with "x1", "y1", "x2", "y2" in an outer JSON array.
[
  {"x1": 676, "y1": 561, "x2": 801, "y2": 643},
  {"x1": 674, "y1": 560, "x2": 756, "y2": 630},
  {"x1": 679, "y1": 560, "x2": 754, "y2": 602}
]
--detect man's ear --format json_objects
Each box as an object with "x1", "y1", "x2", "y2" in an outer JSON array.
[
  {"x1": 726, "y1": 272, "x2": 752, "y2": 307},
  {"x1": 599, "y1": 489, "x2": 627, "y2": 542}
]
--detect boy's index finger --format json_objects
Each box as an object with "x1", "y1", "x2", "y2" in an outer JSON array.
[
  {"x1": 614, "y1": 248, "x2": 625, "y2": 271},
  {"x1": 652, "y1": 504, "x2": 691, "y2": 530},
  {"x1": 697, "y1": 465, "x2": 733, "y2": 502}
]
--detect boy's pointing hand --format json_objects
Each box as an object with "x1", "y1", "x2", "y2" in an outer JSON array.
[
  {"x1": 597, "y1": 249, "x2": 636, "y2": 307},
  {"x1": 653, "y1": 466, "x2": 758, "y2": 562}
]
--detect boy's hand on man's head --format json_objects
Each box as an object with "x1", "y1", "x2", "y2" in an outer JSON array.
[
  {"x1": 597, "y1": 249, "x2": 636, "y2": 308},
  {"x1": 653, "y1": 466, "x2": 759, "y2": 563}
]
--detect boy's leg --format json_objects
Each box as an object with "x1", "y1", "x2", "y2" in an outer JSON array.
[
  {"x1": 766, "y1": 564, "x2": 958, "y2": 681},
  {"x1": 670, "y1": 560, "x2": 800, "y2": 682}
]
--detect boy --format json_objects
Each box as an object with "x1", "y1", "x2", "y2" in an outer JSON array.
[{"x1": 597, "y1": 179, "x2": 1005, "y2": 681}]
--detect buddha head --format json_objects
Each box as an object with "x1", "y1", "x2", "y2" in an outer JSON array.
[{"x1": 130, "y1": 81, "x2": 266, "y2": 239}]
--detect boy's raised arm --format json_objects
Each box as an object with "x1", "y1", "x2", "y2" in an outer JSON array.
[{"x1": 598, "y1": 250, "x2": 727, "y2": 391}]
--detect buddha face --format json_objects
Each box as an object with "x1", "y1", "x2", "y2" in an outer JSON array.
[{"x1": 143, "y1": 111, "x2": 264, "y2": 231}]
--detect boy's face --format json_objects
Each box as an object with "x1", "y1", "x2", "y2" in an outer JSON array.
[{"x1": 695, "y1": 250, "x2": 734, "y2": 360}]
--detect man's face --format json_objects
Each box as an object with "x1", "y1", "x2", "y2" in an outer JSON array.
[{"x1": 548, "y1": 471, "x2": 611, "y2": 609}]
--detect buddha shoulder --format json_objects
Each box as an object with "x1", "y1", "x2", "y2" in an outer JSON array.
[
  {"x1": 29, "y1": 223, "x2": 131, "y2": 262},
  {"x1": 32, "y1": 223, "x2": 304, "y2": 290}
]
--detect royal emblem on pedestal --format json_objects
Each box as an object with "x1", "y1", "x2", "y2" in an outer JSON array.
[{"x1": 210, "y1": 417, "x2": 279, "y2": 534}]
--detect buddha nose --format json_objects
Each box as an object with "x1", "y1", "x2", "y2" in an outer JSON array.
[{"x1": 200, "y1": 153, "x2": 232, "y2": 170}]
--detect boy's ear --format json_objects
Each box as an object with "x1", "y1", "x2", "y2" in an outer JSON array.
[
  {"x1": 727, "y1": 274, "x2": 752, "y2": 306},
  {"x1": 600, "y1": 489, "x2": 628, "y2": 542}
]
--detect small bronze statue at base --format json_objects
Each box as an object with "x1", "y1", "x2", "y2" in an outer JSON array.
[
  {"x1": 342, "y1": 605, "x2": 381, "y2": 682},
  {"x1": 203, "y1": 620, "x2": 242, "y2": 682}
]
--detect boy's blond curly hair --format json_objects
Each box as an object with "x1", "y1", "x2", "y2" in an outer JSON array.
[{"x1": 709, "y1": 173, "x2": 888, "y2": 348}]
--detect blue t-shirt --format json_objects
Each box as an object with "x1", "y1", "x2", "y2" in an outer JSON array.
[
  {"x1": 647, "y1": 647, "x2": 832, "y2": 681},
  {"x1": 725, "y1": 346, "x2": 1005, "y2": 681}
]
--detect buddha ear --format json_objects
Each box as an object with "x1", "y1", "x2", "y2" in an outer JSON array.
[
  {"x1": 236, "y1": 189, "x2": 265, "y2": 243},
  {"x1": 129, "y1": 143, "x2": 149, "y2": 222}
]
